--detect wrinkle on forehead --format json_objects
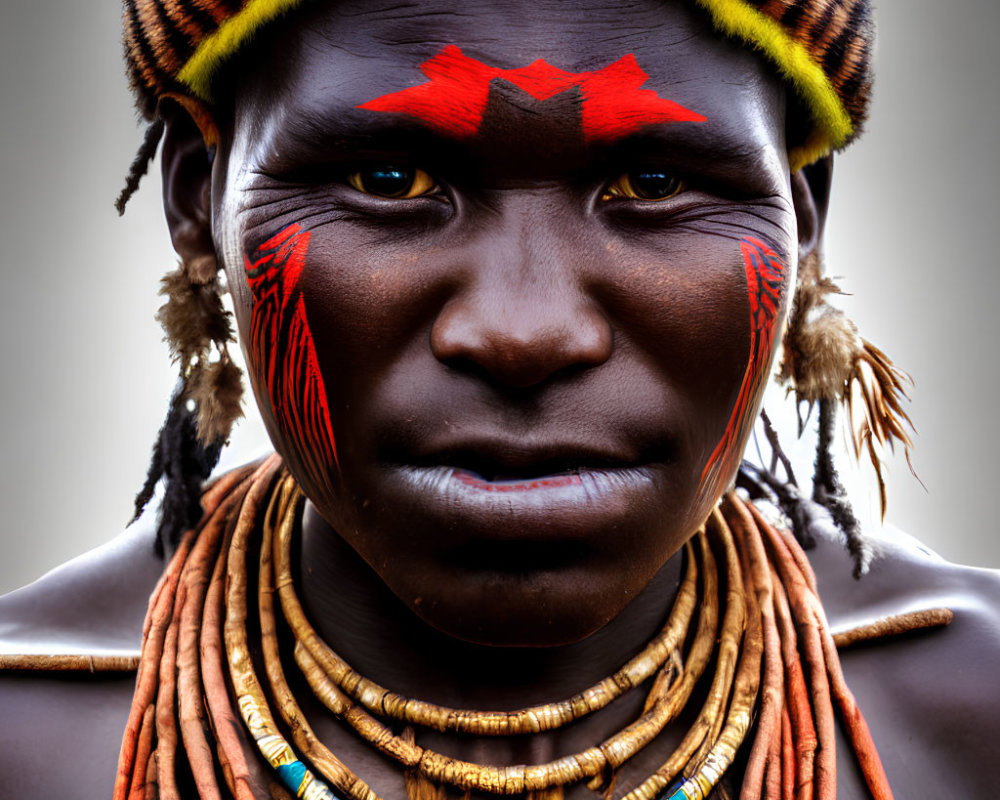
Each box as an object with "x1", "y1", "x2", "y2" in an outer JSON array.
[
  {"x1": 224, "y1": 0, "x2": 788, "y2": 186},
  {"x1": 256, "y1": 0, "x2": 774, "y2": 96},
  {"x1": 319, "y1": 0, "x2": 688, "y2": 57}
]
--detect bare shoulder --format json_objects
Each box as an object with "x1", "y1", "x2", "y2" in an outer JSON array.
[
  {"x1": 0, "y1": 511, "x2": 164, "y2": 653},
  {"x1": 0, "y1": 514, "x2": 165, "y2": 799},
  {"x1": 807, "y1": 521, "x2": 1000, "y2": 797}
]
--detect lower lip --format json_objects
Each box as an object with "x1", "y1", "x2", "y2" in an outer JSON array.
[
  {"x1": 451, "y1": 470, "x2": 583, "y2": 492},
  {"x1": 385, "y1": 463, "x2": 659, "y2": 522}
]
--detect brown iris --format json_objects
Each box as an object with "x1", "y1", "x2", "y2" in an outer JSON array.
[
  {"x1": 602, "y1": 169, "x2": 684, "y2": 202},
  {"x1": 347, "y1": 166, "x2": 437, "y2": 199}
]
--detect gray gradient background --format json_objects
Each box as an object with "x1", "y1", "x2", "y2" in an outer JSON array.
[{"x1": 1, "y1": 0, "x2": 998, "y2": 595}]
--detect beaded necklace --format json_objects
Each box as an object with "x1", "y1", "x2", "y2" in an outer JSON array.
[{"x1": 96, "y1": 454, "x2": 909, "y2": 800}]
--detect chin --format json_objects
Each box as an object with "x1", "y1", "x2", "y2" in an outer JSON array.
[{"x1": 395, "y1": 563, "x2": 639, "y2": 648}]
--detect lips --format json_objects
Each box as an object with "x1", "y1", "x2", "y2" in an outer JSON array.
[
  {"x1": 383, "y1": 437, "x2": 663, "y2": 511},
  {"x1": 372, "y1": 435, "x2": 665, "y2": 563},
  {"x1": 388, "y1": 435, "x2": 661, "y2": 481},
  {"x1": 375, "y1": 460, "x2": 660, "y2": 584},
  {"x1": 452, "y1": 470, "x2": 583, "y2": 492}
]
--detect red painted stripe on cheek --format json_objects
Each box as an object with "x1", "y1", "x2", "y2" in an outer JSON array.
[
  {"x1": 697, "y1": 237, "x2": 788, "y2": 505},
  {"x1": 244, "y1": 224, "x2": 339, "y2": 495},
  {"x1": 358, "y1": 46, "x2": 705, "y2": 141}
]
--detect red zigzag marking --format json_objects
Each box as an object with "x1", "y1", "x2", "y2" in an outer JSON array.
[
  {"x1": 358, "y1": 45, "x2": 705, "y2": 141},
  {"x1": 244, "y1": 224, "x2": 339, "y2": 494},
  {"x1": 698, "y1": 237, "x2": 788, "y2": 505}
]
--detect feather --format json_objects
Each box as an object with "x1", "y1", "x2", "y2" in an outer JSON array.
[
  {"x1": 157, "y1": 267, "x2": 234, "y2": 372},
  {"x1": 790, "y1": 305, "x2": 860, "y2": 402},
  {"x1": 156, "y1": 261, "x2": 243, "y2": 445},
  {"x1": 846, "y1": 340, "x2": 917, "y2": 520},
  {"x1": 780, "y1": 251, "x2": 916, "y2": 522},
  {"x1": 187, "y1": 356, "x2": 244, "y2": 444},
  {"x1": 779, "y1": 250, "x2": 861, "y2": 404}
]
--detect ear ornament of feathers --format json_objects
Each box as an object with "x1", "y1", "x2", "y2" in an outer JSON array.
[
  {"x1": 132, "y1": 252, "x2": 244, "y2": 552},
  {"x1": 777, "y1": 250, "x2": 917, "y2": 576},
  {"x1": 156, "y1": 253, "x2": 244, "y2": 444}
]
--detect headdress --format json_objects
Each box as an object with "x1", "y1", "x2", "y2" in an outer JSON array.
[{"x1": 123, "y1": 0, "x2": 874, "y2": 171}]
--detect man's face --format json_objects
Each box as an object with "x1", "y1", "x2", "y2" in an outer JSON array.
[{"x1": 213, "y1": 0, "x2": 798, "y2": 645}]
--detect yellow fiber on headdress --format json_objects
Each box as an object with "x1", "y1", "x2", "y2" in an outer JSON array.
[{"x1": 177, "y1": 0, "x2": 306, "y2": 101}]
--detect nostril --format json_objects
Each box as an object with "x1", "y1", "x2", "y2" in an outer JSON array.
[
  {"x1": 428, "y1": 298, "x2": 479, "y2": 364},
  {"x1": 438, "y1": 328, "x2": 608, "y2": 389},
  {"x1": 430, "y1": 296, "x2": 613, "y2": 389}
]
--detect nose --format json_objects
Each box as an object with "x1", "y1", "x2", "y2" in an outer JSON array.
[{"x1": 430, "y1": 204, "x2": 613, "y2": 389}]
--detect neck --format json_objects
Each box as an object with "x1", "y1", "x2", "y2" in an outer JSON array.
[{"x1": 298, "y1": 500, "x2": 686, "y2": 710}]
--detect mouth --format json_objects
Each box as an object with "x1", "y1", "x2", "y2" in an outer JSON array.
[
  {"x1": 451, "y1": 469, "x2": 583, "y2": 492},
  {"x1": 391, "y1": 439, "x2": 664, "y2": 488},
  {"x1": 377, "y1": 438, "x2": 669, "y2": 526},
  {"x1": 368, "y1": 436, "x2": 680, "y2": 578},
  {"x1": 431, "y1": 453, "x2": 623, "y2": 493}
]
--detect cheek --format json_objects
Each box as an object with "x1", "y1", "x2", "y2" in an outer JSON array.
[
  {"x1": 606, "y1": 235, "x2": 751, "y2": 439},
  {"x1": 240, "y1": 224, "x2": 339, "y2": 497},
  {"x1": 697, "y1": 236, "x2": 791, "y2": 503}
]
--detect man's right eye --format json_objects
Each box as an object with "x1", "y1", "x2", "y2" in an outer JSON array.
[
  {"x1": 347, "y1": 166, "x2": 438, "y2": 199},
  {"x1": 601, "y1": 169, "x2": 685, "y2": 202}
]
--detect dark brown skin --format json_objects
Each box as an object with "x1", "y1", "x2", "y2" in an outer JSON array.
[
  {"x1": 2, "y1": 1, "x2": 999, "y2": 798},
  {"x1": 218, "y1": 0, "x2": 796, "y2": 650}
]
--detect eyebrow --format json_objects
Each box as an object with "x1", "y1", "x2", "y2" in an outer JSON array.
[
  {"x1": 614, "y1": 127, "x2": 777, "y2": 167},
  {"x1": 253, "y1": 98, "x2": 777, "y2": 185},
  {"x1": 256, "y1": 113, "x2": 465, "y2": 168}
]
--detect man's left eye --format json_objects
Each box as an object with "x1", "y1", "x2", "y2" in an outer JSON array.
[
  {"x1": 347, "y1": 166, "x2": 438, "y2": 199},
  {"x1": 602, "y1": 169, "x2": 685, "y2": 202}
]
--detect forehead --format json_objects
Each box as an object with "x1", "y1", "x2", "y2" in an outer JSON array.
[{"x1": 229, "y1": 0, "x2": 786, "y2": 166}]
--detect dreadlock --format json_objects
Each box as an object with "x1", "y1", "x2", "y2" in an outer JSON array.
[
  {"x1": 743, "y1": 400, "x2": 870, "y2": 577},
  {"x1": 132, "y1": 380, "x2": 224, "y2": 556},
  {"x1": 813, "y1": 398, "x2": 870, "y2": 577},
  {"x1": 759, "y1": 407, "x2": 797, "y2": 487},
  {"x1": 737, "y1": 461, "x2": 816, "y2": 553},
  {"x1": 120, "y1": 118, "x2": 240, "y2": 554},
  {"x1": 115, "y1": 119, "x2": 165, "y2": 215},
  {"x1": 118, "y1": 121, "x2": 204, "y2": 555}
]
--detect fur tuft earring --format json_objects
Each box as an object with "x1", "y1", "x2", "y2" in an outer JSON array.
[
  {"x1": 157, "y1": 253, "x2": 244, "y2": 445},
  {"x1": 779, "y1": 250, "x2": 915, "y2": 521}
]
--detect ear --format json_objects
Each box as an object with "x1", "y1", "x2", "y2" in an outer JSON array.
[
  {"x1": 791, "y1": 155, "x2": 833, "y2": 259},
  {"x1": 160, "y1": 99, "x2": 216, "y2": 269}
]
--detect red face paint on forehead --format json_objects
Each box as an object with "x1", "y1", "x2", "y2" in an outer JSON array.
[
  {"x1": 244, "y1": 224, "x2": 338, "y2": 497},
  {"x1": 698, "y1": 237, "x2": 789, "y2": 505},
  {"x1": 358, "y1": 45, "x2": 706, "y2": 141}
]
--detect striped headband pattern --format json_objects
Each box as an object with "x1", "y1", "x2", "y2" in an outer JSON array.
[{"x1": 123, "y1": 0, "x2": 874, "y2": 170}]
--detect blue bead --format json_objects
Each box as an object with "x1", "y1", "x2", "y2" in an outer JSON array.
[{"x1": 276, "y1": 761, "x2": 308, "y2": 794}]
